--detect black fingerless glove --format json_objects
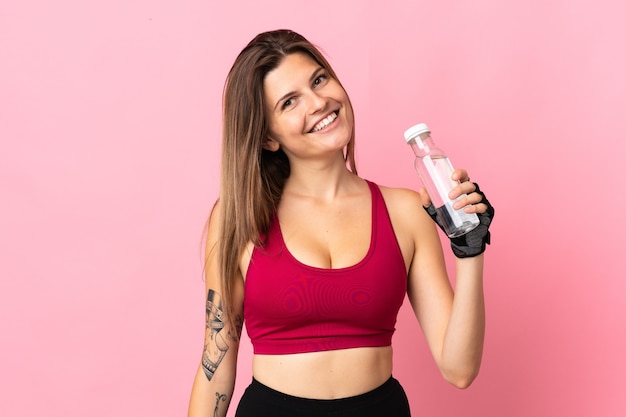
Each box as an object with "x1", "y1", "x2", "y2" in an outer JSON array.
[{"x1": 424, "y1": 183, "x2": 494, "y2": 258}]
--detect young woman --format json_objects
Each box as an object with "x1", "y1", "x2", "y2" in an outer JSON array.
[{"x1": 188, "y1": 29, "x2": 494, "y2": 417}]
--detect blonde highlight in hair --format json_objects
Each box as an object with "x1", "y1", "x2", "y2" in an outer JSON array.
[{"x1": 216, "y1": 30, "x2": 357, "y2": 324}]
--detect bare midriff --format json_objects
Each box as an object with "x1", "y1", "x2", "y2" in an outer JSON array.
[{"x1": 251, "y1": 345, "x2": 393, "y2": 399}]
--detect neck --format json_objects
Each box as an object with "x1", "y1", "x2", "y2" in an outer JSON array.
[{"x1": 283, "y1": 155, "x2": 359, "y2": 202}]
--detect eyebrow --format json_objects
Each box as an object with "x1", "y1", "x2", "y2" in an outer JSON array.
[{"x1": 273, "y1": 66, "x2": 325, "y2": 112}]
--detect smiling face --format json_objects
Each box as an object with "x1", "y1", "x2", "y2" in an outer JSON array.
[{"x1": 263, "y1": 52, "x2": 354, "y2": 164}]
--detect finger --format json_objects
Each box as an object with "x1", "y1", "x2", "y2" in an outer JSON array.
[
  {"x1": 463, "y1": 201, "x2": 488, "y2": 214},
  {"x1": 453, "y1": 193, "x2": 477, "y2": 211},
  {"x1": 449, "y1": 179, "x2": 476, "y2": 200},
  {"x1": 451, "y1": 168, "x2": 468, "y2": 182}
]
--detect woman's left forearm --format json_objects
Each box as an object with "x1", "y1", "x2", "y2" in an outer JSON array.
[{"x1": 439, "y1": 254, "x2": 486, "y2": 388}]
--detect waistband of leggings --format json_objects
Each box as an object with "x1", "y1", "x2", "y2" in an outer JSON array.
[{"x1": 248, "y1": 375, "x2": 401, "y2": 411}]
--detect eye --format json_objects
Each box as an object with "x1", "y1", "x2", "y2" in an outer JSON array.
[
  {"x1": 281, "y1": 98, "x2": 294, "y2": 109},
  {"x1": 313, "y1": 73, "x2": 328, "y2": 87}
]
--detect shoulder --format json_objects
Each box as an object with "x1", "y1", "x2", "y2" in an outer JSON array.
[
  {"x1": 206, "y1": 199, "x2": 221, "y2": 242},
  {"x1": 203, "y1": 199, "x2": 221, "y2": 266},
  {"x1": 204, "y1": 199, "x2": 254, "y2": 277},
  {"x1": 375, "y1": 182, "x2": 421, "y2": 204},
  {"x1": 369, "y1": 181, "x2": 444, "y2": 273},
  {"x1": 371, "y1": 181, "x2": 437, "y2": 240},
  {"x1": 372, "y1": 182, "x2": 424, "y2": 219}
]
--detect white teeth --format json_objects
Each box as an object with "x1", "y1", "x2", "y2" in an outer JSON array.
[{"x1": 311, "y1": 112, "x2": 337, "y2": 132}]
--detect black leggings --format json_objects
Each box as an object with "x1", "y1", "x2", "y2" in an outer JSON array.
[{"x1": 235, "y1": 376, "x2": 411, "y2": 417}]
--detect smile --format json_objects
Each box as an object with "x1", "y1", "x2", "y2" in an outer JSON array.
[{"x1": 310, "y1": 111, "x2": 338, "y2": 133}]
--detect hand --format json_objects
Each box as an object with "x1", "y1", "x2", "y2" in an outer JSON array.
[
  {"x1": 449, "y1": 169, "x2": 489, "y2": 214},
  {"x1": 421, "y1": 169, "x2": 495, "y2": 258},
  {"x1": 417, "y1": 169, "x2": 481, "y2": 211}
]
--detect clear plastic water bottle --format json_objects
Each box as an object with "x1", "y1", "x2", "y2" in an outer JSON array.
[{"x1": 404, "y1": 123, "x2": 479, "y2": 237}]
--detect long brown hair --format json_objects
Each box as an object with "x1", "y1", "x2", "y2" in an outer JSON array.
[{"x1": 217, "y1": 29, "x2": 357, "y2": 323}]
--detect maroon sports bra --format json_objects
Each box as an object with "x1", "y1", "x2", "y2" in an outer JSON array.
[{"x1": 244, "y1": 180, "x2": 407, "y2": 355}]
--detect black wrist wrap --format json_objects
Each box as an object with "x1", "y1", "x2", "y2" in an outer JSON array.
[{"x1": 425, "y1": 183, "x2": 494, "y2": 258}]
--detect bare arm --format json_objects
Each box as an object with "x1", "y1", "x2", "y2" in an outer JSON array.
[
  {"x1": 188, "y1": 203, "x2": 244, "y2": 417},
  {"x1": 396, "y1": 172, "x2": 487, "y2": 388}
]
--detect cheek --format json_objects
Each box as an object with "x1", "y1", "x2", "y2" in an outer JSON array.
[
  {"x1": 283, "y1": 112, "x2": 307, "y2": 132},
  {"x1": 266, "y1": 113, "x2": 284, "y2": 136},
  {"x1": 268, "y1": 115, "x2": 299, "y2": 140},
  {"x1": 343, "y1": 101, "x2": 355, "y2": 126},
  {"x1": 335, "y1": 88, "x2": 353, "y2": 120}
]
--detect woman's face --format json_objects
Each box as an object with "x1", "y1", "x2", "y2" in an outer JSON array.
[{"x1": 263, "y1": 52, "x2": 354, "y2": 163}]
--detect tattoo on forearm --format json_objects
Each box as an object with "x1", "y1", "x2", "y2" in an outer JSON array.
[
  {"x1": 202, "y1": 289, "x2": 229, "y2": 381},
  {"x1": 214, "y1": 392, "x2": 227, "y2": 417}
]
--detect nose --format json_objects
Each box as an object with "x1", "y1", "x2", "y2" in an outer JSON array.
[{"x1": 306, "y1": 89, "x2": 328, "y2": 114}]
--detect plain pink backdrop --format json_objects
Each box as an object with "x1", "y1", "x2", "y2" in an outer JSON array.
[{"x1": 1, "y1": 1, "x2": 624, "y2": 416}]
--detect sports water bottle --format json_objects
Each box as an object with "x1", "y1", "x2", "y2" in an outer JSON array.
[{"x1": 404, "y1": 123, "x2": 479, "y2": 237}]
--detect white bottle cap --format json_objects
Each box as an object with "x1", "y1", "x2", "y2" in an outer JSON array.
[{"x1": 403, "y1": 123, "x2": 430, "y2": 142}]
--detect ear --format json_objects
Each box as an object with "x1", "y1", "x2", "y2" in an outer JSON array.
[{"x1": 262, "y1": 137, "x2": 280, "y2": 152}]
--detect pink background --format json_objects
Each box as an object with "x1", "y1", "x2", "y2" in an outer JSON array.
[{"x1": 1, "y1": 1, "x2": 625, "y2": 416}]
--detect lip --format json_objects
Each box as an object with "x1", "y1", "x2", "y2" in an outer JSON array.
[{"x1": 308, "y1": 110, "x2": 339, "y2": 133}]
